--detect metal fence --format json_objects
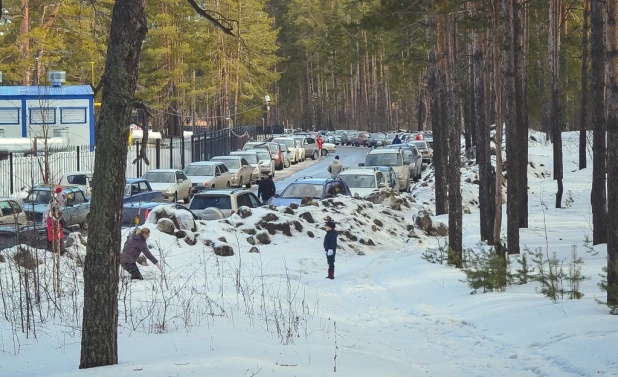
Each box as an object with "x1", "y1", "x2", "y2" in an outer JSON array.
[{"x1": 0, "y1": 126, "x2": 268, "y2": 196}]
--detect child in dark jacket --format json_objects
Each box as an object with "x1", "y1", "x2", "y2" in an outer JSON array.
[{"x1": 324, "y1": 221, "x2": 338, "y2": 279}]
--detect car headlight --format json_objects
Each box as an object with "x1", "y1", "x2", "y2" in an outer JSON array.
[{"x1": 166, "y1": 189, "x2": 173, "y2": 194}]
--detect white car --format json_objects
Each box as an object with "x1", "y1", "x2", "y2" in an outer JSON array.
[
  {"x1": 322, "y1": 142, "x2": 337, "y2": 156},
  {"x1": 359, "y1": 148, "x2": 411, "y2": 192},
  {"x1": 184, "y1": 161, "x2": 235, "y2": 195},
  {"x1": 229, "y1": 151, "x2": 263, "y2": 182},
  {"x1": 59, "y1": 171, "x2": 93, "y2": 197},
  {"x1": 0, "y1": 198, "x2": 27, "y2": 225},
  {"x1": 242, "y1": 149, "x2": 276, "y2": 177},
  {"x1": 336, "y1": 169, "x2": 388, "y2": 197},
  {"x1": 294, "y1": 139, "x2": 306, "y2": 161},
  {"x1": 142, "y1": 169, "x2": 192, "y2": 203},
  {"x1": 273, "y1": 137, "x2": 301, "y2": 163},
  {"x1": 210, "y1": 156, "x2": 254, "y2": 188}
]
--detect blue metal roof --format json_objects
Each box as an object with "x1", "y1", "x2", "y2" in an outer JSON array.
[{"x1": 0, "y1": 85, "x2": 93, "y2": 97}]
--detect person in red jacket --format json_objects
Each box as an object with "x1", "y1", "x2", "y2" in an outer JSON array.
[
  {"x1": 316, "y1": 134, "x2": 324, "y2": 158},
  {"x1": 46, "y1": 205, "x2": 64, "y2": 253}
]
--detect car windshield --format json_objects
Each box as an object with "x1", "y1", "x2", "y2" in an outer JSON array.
[
  {"x1": 26, "y1": 190, "x2": 51, "y2": 204},
  {"x1": 274, "y1": 139, "x2": 294, "y2": 147},
  {"x1": 339, "y1": 174, "x2": 375, "y2": 189},
  {"x1": 189, "y1": 195, "x2": 232, "y2": 210},
  {"x1": 233, "y1": 154, "x2": 258, "y2": 164},
  {"x1": 143, "y1": 171, "x2": 175, "y2": 183},
  {"x1": 213, "y1": 158, "x2": 239, "y2": 169},
  {"x1": 281, "y1": 183, "x2": 324, "y2": 199},
  {"x1": 255, "y1": 151, "x2": 271, "y2": 161},
  {"x1": 411, "y1": 141, "x2": 427, "y2": 149},
  {"x1": 184, "y1": 165, "x2": 214, "y2": 176},
  {"x1": 370, "y1": 133, "x2": 385, "y2": 139},
  {"x1": 365, "y1": 153, "x2": 402, "y2": 167}
]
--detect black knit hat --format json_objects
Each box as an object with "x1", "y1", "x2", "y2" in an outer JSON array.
[
  {"x1": 335, "y1": 155, "x2": 340, "y2": 160},
  {"x1": 325, "y1": 221, "x2": 336, "y2": 229}
]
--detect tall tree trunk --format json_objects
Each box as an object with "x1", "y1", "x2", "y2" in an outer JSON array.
[
  {"x1": 579, "y1": 0, "x2": 591, "y2": 170},
  {"x1": 517, "y1": 0, "x2": 529, "y2": 227},
  {"x1": 591, "y1": 0, "x2": 607, "y2": 245},
  {"x1": 446, "y1": 15, "x2": 462, "y2": 267},
  {"x1": 549, "y1": 0, "x2": 564, "y2": 209},
  {"x1": 80, "y1": 0, "x2": 147, "y2": 369},
  {"x1": 427, "y1": 12, "x2": 448, "y2": 215},
  {"x1": 606, "y1": 0, "x2": 618, "y2": 309},
  {"x1": 20, "y1": 0, "x2": 30, "y2": 85},
  {"x1": 492, "y1": 0, "x2": 504, "y2": 252},
  {"x1": 474, "y1": 24, "x2": 492, "y2": 243},
  {"x1": 503, "y1": 0, "x2": 519, "y2": 254}
]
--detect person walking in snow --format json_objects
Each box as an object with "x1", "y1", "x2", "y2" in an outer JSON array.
[
  {"x1": 327, "y1": 155, "x2": 344, "y2": 178},
  {"x1": 257, "y1": 172, "x2": 276, "y2": 204},
  {"x1": 392, "y1": 135, "x2": 402, "y2": 145},
  {"x1": 324, "y1": 220, "x2": 338, "y2": 280},
  {"x1": 121, "y1": 227, "x2": 161, "y2": 280}
]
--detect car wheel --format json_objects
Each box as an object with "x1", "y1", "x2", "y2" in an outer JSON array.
[
  {"x1": 239, "y1": 177, "x2": 243, "y2": 188},
  {"x1": 245, "y1": 179, "x2": 252, "y2": 189},
  {"x1": 81, "y1": 214, "x2": 89, "y2": 231},
  {"x1": 211, "y1": 184, "x2": 215, "y2": 188},
  {"x1": 183, "y1": 194, "x2": 190, "y2": 204},
  {"x1": 226, "y1": 181, "x2": 231, "y2": 187},
  {"x1": 321, "y1": 149, "x2": 328, "y2": 157},
  {"x1": 312, "y1": 150, "x2": 318, "y2": 160}
]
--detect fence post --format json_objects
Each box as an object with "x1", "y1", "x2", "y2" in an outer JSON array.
[
  {"x1": 76, "y1": 146, "x2": 81, "y2": 171},
  {"x1": 9, "y1": 153, "x2": 14, "y2": 194},
  {"x1": 191, "y1": 135, "x2": 195, "y2": 162},
  {"x1": 136, "y1": 141, "x2": 141, "y2": 178},
  {"x1": 169, "y1": 137, "x2": 174, "y2": 168},
  {"x1": 156, "y1": 139, "x2": 161, "y2": 169},
  {"x1": 181, "y1": 135, "x2": 185, "y2": 169}
]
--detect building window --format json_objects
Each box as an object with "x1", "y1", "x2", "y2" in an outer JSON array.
[
  {"x1": 29, "y1": 107, "x2": 56, "y2": 125},
  {"x1": 0, "y1": 108, "x2": 20, "y2": 125},
  {"x1": 60, "y1": 108, "x2": 87, "y2": 124}
]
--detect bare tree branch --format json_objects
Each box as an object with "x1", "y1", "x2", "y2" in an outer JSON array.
[{"x1": 185, "y1": 0, "x2": 236, "y2": 36}]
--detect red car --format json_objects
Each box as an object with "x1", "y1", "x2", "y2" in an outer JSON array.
[
  {"x1": 352, "y1": 133, "x2": 370, "y2": 147},
  {"x1": 266, "y1": 142, "x2": 285, "y2": 170}
]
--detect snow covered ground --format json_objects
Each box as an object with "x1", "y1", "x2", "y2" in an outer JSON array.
[{"x1": 1, "y1": 132, "x2": 616, "y2": 377}]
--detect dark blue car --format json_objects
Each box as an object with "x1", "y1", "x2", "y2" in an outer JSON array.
[
  {"x1": 124, "y1": 178, "x2": 164, "y2": 203},
  {"x1": 271, "y1": 177, "x2": 352, "y2": 206}
]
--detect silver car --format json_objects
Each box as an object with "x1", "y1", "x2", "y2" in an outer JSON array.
[
  {"x1": 210, "y1": 156, "x2": 255, "y2": 188},
  {"x1": 189, "y1": 188, "x2": 263, "y2": 220}
]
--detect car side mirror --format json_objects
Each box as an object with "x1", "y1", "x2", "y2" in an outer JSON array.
[
  {"x1": 378, "y1": 183, "x2": 386, "y2": 188},
  {"x1": 274, "y1": 194, "x2": 280, "y2": 198},
  {"x1": 358, "y1": 163, "x2": 365, "y2": 167},
  {"x1": 177, "y1": 179, "x2": 184, "y2": 183},
  {"x1": 216, "y1": 172, "x2": 221, "y2": 176}
]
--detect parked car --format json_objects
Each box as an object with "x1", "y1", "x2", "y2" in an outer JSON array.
[
  {"x1": 336, "y1": 169, "x2": 388, "y2": 197},
  {"x1": 321, "y1": 142, "x2": 337, "y2": 156},
  {"x1": 279, "y1": 144, "x2": 292, "y2": 168},
  {"x1": 210, "y1": 156, "x2": 254, "y2": 188},
  {"x1": 368, "y1": 133, "x2": 387, "y2": 148},
  {"x1": 124, "y1": 178, "x2": 164, "y2": 204},
  {"x1": 359, "y1": 148, "x2": 410, "y2": 192},
  {"x1": 334, "y1": 130, "x2": 348, "y2": 145},
  {"x1": 294, "y1": 139, "x2": 306, "y2": 161},
  {"x1": 361, "y1": 166, "x2": 400, "y2": 192},
  {"x1": 273, "y1": 137, "x2": 301, "y2": 164},
  {"x1": 0, "y1": 223, "x2": 67, "y2": 250},
  {"x1": 23, "y1": 186, "x2": 91, "y2": 229},
  {"x1": 59, "y1": 171, "x2": 93, "y2": 197},
  {"x1": 408, "y1": 140, "x2": 433, "y2": 164},
  {"x1": 0, "y1": 198, "x2": 27, "y2": 225},
  {"x1": 184, "y1": 161, "x2": 235, "y2": 195},
  {"x1": 385, "y1": 144, "x2": 422, "y2": 181},
  {"x1": 343, "y1": 131, "x2": 358, "y2": 146},
  {"x1": 142, "y1": 169, "x2": 192, "y2": 203},
  {"x1": 243, "y1": 142, "x2": 285, "y2": 170},
  {"x1": 293, "y1": 136, "x2": 320, "y2": 160},
  {"x1": 188, "y1": 188, "x2": 263, "y2": 220},
  {"x1": 122, "y1": 202, "x2": 196, "y2": 227},
  {"x1": 271, "y1": 177, "x2": 352, "y2": 206},
  {"x1": 352, "y1": 132, "x2": 370, "y2": 147},
  {"x1": 229, "y1": 151, "x2": 265, "y2": 182}
]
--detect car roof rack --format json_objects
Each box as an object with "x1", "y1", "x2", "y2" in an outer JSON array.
[{"x1": 294, "y1": 176, "x2": 314, "y2": 181}]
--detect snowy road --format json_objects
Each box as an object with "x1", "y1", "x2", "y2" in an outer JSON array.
[{"x1": 273, "y1": 145, "x2": 369, "y2": 192}]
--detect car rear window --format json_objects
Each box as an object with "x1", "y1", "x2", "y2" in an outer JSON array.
[{"x1": 189, "y1": 195, "x2": 232, "y2": 210}]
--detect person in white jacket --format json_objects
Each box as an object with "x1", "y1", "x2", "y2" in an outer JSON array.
[{"x1": 327, "y1": 156, "x2": 344, "y2": 178}]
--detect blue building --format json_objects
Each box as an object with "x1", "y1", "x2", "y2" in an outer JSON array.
[{"x1": 0, "y1": 85, "x2": 95, "y2": 148}]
